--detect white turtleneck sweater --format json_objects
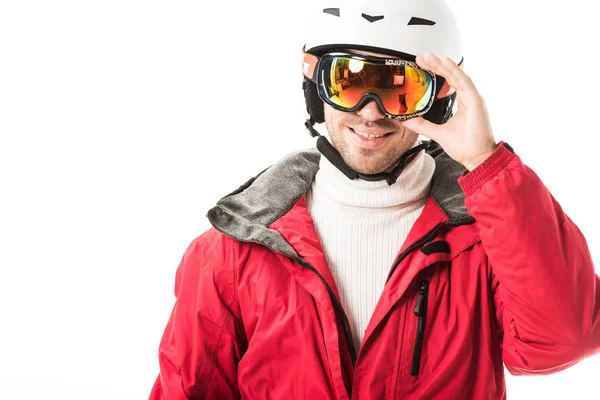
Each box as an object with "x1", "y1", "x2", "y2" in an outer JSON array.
[{"x1": 305, "y1": 141, "x2": 435, "y2": 353}]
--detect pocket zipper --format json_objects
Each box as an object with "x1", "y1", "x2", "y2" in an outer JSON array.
[{"x1": 410, "y1": 280, "x2": 429, "y2": 376}]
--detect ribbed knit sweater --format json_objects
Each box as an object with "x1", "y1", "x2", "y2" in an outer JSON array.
[{"x1": 305, "y1": 143, "x2": 435, "y2": 353}]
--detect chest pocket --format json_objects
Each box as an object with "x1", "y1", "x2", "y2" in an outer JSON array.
[
  {"x1": 410, "y1": 279, "x2": 430, "y2": 376},
  {"x1": 393, "y1": 241, "x2": 491, "y2": 398},
  {"x1": 394, "y1": 261, "x2": 447, "y2": 396},
  {"x1": 406, "y1": 241, "x2": 452, "y2": 377}
]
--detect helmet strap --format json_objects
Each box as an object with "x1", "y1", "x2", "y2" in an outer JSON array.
[{"x1": 305, "y1": 118, "x2": 431, "y2": 186}]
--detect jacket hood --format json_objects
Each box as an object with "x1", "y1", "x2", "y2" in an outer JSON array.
[{"x1": 207, "y1": 141, "x2": 474, "y2": 260}]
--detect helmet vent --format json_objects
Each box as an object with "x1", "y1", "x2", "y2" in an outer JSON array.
[
  {"x1": 323, "y1": 8, "x2": 340, "y2": 17},
  {"x1": 408, "y1": 17, "x2": 436, "y2": 26},
  {"x1": 362, "y1": 13, "x2": 384, "y2": 23}
]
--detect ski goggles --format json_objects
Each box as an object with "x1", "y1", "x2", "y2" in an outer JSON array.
[{"x1": 303, "y1": 51, "x2": 444, "y2": 120}]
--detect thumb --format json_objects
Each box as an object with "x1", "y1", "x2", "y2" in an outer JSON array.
[{"x1": 400, "y1": 117, "x2": 441, "y2": 142}]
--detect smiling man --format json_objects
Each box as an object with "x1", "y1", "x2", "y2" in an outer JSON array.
[{"x1": 149, "y1": 0, "x2": 600, "y2": 399}]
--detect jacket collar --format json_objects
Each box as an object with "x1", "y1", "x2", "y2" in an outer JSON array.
[{"x1": 207, "y1": 141, "x2": 474, "y2": 259}]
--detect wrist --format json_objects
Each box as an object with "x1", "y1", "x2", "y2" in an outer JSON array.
[{"x1": 463, "y1": 144, "x2": 498, "y2": 172}]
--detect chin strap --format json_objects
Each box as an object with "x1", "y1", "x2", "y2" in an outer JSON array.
[{"x1": 305, "y1": 118, "x2": 430, "y2": 186}]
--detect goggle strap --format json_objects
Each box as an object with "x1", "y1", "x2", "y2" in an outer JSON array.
[
  {"x1": 302, "y1": 52, "x2": 319, "y2": 82},
  {"x1": 423, "y1": 92, "x2": 457, "y2": 124}
]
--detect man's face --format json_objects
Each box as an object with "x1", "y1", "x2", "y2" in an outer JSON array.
[
  {"x1": 324, "y1": 96, "x2": 418, "y2": 175},
  {"x1": 323, "y1": 50, "x2": 419, "y2": 175}
]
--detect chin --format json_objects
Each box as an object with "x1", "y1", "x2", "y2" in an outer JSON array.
[{"x1": 346, "y1": 155, "x2": 394, "y2": 175}]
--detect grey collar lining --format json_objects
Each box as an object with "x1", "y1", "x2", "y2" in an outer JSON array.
[{"x1": 207, "y1": 143, "x2": 474, "y2": 256}]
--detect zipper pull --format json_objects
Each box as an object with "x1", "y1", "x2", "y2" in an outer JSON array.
[
  {"x1": 414, "y1": 289, "x2": 425, "y2": 317},
  {"x1": 410, "y1": 280, "x2": 429, "y2": 376}
]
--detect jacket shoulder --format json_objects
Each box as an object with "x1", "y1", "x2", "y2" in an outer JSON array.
[{"x1": 184, "y1": 227, "x2": 242, "y2": 269}]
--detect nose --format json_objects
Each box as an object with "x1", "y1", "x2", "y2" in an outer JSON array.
[{"x1": 356, "y1": 99, "x2": 386, "y2": 121}]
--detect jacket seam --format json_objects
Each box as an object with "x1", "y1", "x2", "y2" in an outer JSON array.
[
  {"x1": 202, "y1": 312, "x2": 236, "y2": 397},
  {"x1": 231, "y1": 238, "x2": 240, "y2": 322},
  {"x1": 198, "y1": 234, "x2": 241, "y2": 397},
  {"x1": 202, "y1": 234, "x2": 241, "y2": 320}
]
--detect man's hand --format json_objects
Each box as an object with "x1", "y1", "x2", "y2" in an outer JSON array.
[{"x1": 400, "y1": 52, "x2": 498, "y2": 171}]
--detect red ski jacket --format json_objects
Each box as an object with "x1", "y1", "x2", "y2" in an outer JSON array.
[{"x1": 150, "y1": 142, "x2": 600, "y2": 399}]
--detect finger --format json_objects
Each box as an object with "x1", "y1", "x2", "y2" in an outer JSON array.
[
  {"x1": 439, "y1": 55, "x2": 483, "y2": 108},
  {"x1": 456, "y1": 92, "x2": 465, "y2": 111},
  {"x1": 399, "y1": 116, "x2": 442, "y2": 142},
  {"x1": 422, "y1": 53, "x2": 483, "y2": 107},
  {"x1": 423, "y1": 53, "x2": 465, "y2": 91},
  {"x1": 415, "y1": 54, "x2": 433, "y2": 71},
  {"x1": 417, "y1": 54, "x2": 464, "y2": 114}
]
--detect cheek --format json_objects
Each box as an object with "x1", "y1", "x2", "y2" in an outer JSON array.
[
  {"x1": 324, "y1": 105, "x2": 335, "y2": 123},
  {"x1": 326, "y1": 107, "x2": 349, "y2": 128},
  {"x1": 324, "y1": 106, "x2": 341, "y2": 135}
]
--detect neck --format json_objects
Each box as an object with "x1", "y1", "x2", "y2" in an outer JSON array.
[{"x1": 312, "y1": 141, "x2": 435, "y2": 209}]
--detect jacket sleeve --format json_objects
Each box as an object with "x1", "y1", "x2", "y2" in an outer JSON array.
[
  {"x1": 457, "y1": 142, "x2": 600, "y2": 375},
  {"x1": 149, "y1": 230, "x2": 245, "y2": 399}
]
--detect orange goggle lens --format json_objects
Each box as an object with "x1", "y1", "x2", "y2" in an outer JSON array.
[{"x1": 317, "y1": 55, "x2": 435, "y2": 117}]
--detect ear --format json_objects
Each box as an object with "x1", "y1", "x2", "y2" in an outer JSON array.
[{"x1": 303, "y1": 77, "x2": 325, "y2": 123}]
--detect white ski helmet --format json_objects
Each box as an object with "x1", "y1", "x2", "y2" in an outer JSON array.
[
  {"x1": 302, "y1": 0, "x2": 463, "y2": 125},
  {"x1": 305, "y1": 0, "x2": 462, "y2": 63}
]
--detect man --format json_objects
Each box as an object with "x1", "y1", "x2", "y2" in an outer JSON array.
[{"x1": 149, "y1": 0, "x2": 600, "y2": 398}]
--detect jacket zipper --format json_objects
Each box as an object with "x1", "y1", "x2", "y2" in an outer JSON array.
[
  {"x1": 410, "y1": 280, "x2": 429, "y2": 376},
  {"x1": 298, "y1": 259, "x2": 357, "y2": 365},
  {"x1": 298, "y1": 218, "x2": 475, "y2": 368},
  {"x1": 386, "y1": 223, "x2": 444, "y2": 284}
]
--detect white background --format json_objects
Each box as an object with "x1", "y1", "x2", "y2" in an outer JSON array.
[{"x1": 1, "y1": 0, "x2": 599, "y2": 399}]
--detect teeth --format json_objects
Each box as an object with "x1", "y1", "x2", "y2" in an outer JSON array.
[{"x1": 355, "y1": 130, "x2": 386, "y2": 139}]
